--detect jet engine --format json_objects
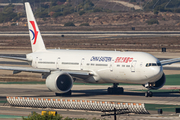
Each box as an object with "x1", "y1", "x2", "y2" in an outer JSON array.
[
  {"x1": 46, "y1": 71, "x2": 73, "y2": 93},
  {"x1": 143, "y1": 73, "x2": 166, "y2": 90}
]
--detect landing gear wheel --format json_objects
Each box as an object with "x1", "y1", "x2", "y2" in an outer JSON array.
[
  {"x1": 117, "y1": 87, "x2": 124, "y2": 94},
  {"x1": 145, "y1": 92, "x2": 148, "y2": 97},
  {"x1": 149, "y1": 91, "x2": 153, "y2": 97},
  {"x1": 107, "y1": 87, "x2": 124, "y2": 94},
  {"x1": 145, "y1": 91, "x2": 153, "y2": 97},
  {"x1": 108, "y1": 87, "x2": 113, "y2": 94},
  {"x1": 55, "y1": 90, "x2": 72, "y2": 96}
]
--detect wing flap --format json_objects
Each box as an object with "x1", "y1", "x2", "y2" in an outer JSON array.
[
  {"x1": 0, "y1": 66, "x2": 50, "y2": 73},
  {"x1": 0, "y1": 56, "x2": 29, "y2": 61},
  {"x1": 0, "y1": 66, "x2": 92, "y2": 80}
]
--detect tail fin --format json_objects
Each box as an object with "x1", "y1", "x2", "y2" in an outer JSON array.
[{"x1": 25, "y1": 2, "x2": 46, "y2": 52}]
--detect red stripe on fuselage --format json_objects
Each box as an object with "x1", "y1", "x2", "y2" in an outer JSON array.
[{"x1": 30, "y1": 21, "x2": 38, "y2": 45}]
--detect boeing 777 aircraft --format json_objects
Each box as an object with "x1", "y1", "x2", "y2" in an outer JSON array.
[{"x1": 0, "y1": 2, "x2": 180, "y2": 97}]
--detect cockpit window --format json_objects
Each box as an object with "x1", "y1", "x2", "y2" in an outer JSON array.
[
  {"x1": 145, "y1": 62, "x2": 161, "y2": 67},
  {"x1": 152, "y1": 63, "x2": 156, "y2": 66},
  {"x1": 157, "y1": 62, "x2": 161, "y2": 66}
]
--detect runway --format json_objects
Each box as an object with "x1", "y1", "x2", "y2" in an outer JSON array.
[
  {"x1": 1, "y1": 31, "x2": 180, "y2": 37},
  {"x1": 1, "y1": 84, "x2": 180, "y2": 105},
  {"x1": 0, "y1": 84, "x2": 180, "y2": 119}
]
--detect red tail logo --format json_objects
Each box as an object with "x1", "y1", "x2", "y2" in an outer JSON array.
[{"x1": 29, "y1": 21, "x2": 38, "y2": 45}]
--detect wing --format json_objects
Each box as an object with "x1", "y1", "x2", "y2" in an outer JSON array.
[
  {"x1": 0, "y1": 66, "x2": 92, "y2": 80},
  {"x1": 160, "y1": 58, "x2": 180, "y2": 66},
  {"x1": 0, "y1": 56, "x2": 29, "y2": 61},
  {"x1": 0, "y1": 66, "x2": 50, "y2": 74},
  {"x1": 0, "y1": 56, "x2": 92, "y2": 80},
  {"x1": 62, "y1": 70, "x2": 93, "y2": 80}
]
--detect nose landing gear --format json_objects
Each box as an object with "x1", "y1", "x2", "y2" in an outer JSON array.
[
  {"x1": 145, "y1": 91, "x2": 153, "y2": 97},
  {"x1": 145, "y1": 83, "x2": 153, "y2": 97},
  {"x1": 107, "y1": 83, "x2": 124, "y2": 94}
]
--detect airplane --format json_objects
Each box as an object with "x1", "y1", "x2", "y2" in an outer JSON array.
[{"x1": 0, "y1": 2, "x2": 180, "y2": 97}]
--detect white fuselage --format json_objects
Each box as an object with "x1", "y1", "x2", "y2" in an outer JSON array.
[{"x1": 27, "y1": 49, "x2": 163, "y2": 84}]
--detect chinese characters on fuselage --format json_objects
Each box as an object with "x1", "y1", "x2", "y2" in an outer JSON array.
[{"x1": 90, "y1": 56, "x2": 133, "y2": 63}]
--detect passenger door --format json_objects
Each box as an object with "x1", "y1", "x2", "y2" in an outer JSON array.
[
  {"x1": 34, "y1": 57, "x2": 38, "y2": 68},
  {"x1": 80, "y1": 58, "x2": 85, "y2": 70},
  {"x1": 110, "y1": 59, "x2": 114, "y2": 72},
  {"x1": 131, "y1": 60, "x2": 137, "y2": 72},
  {"x1": 56, "y1": 57, "x2": 61, "y2": 69}
]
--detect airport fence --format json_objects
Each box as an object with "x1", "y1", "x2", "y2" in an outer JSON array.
[{"x1": 7, "y1": 96, "x2": 149, "y2": 114}]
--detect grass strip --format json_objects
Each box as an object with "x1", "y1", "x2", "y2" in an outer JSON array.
[
  {"x1": 0, "y1": 114, "x2": 23, "y2": 118},
  {"x1": 165, "y1": 74, "x2": 180, "y2": 85},
  {"x1": 145, "y1": 104, "x2": 180, "y2": 112},
  {"x1": 0, "y1": 101, "x2": 7, "y2": 103}
]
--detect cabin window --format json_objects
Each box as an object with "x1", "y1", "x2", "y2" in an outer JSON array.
[
  {"x1": 62, "y1": 62, "x2": 79, "y2": 65},
  {"x1": 122, "y1": 65, "x2": 125, "y2": 67},
  {"x1": 38, "y1": 62, "x2": 55, "y2": 64},
  {"x1": 96, "y1": 64, "x2": 108, "y2": 66},
  {"x1": 126, "y1": 65, "x2": 130, "y2": 67},
  {"x1": 117, "y1": 65, "x2": 120, "y2": 67}
]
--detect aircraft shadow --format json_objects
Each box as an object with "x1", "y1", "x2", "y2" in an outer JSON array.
[
  {"x1": 2, "y1": 89, "x2": 180, "y2": 98},
  {"x1": 123, "y1": 91, "x2": 180, "y2": 97},
  {"x1": 69, "y1": 89, "x2": 180, "y2": 98},
  {"x1": 0, "y1": 96, "x2": 7, "y2": 100}
]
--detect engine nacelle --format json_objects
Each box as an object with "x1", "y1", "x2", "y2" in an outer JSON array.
[
  {"x1": 46, "y1": 71, "x2": 73, "y2": 93},
  {"x1": 143, "y1": 73, "x2": 166, "y2": 90}
]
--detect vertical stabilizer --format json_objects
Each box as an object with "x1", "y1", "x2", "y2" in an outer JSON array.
[{"x1": 25, "y1": 2, "x2": 46, "y2": 52}]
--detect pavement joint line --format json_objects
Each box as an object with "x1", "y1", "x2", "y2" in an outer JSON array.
[{"x1": 0, "y1": 105, "x2": 102, "y2": 113}]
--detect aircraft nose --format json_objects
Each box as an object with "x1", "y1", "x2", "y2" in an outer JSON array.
[{"x1": 153, "y1": 66, "x2": 163, "y2": 79}]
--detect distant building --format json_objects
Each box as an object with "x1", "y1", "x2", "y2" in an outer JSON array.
[{"x1": 0, "y1": 3, "x2": 23, "y2": 6}]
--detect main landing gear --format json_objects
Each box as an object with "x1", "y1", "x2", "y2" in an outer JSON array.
[
  {"x1": 55, "y1": 90, "x2": 72, "y2": 96},
  {"x1": 108, "y1": 83, "x2": 124, "y2": 94}
]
